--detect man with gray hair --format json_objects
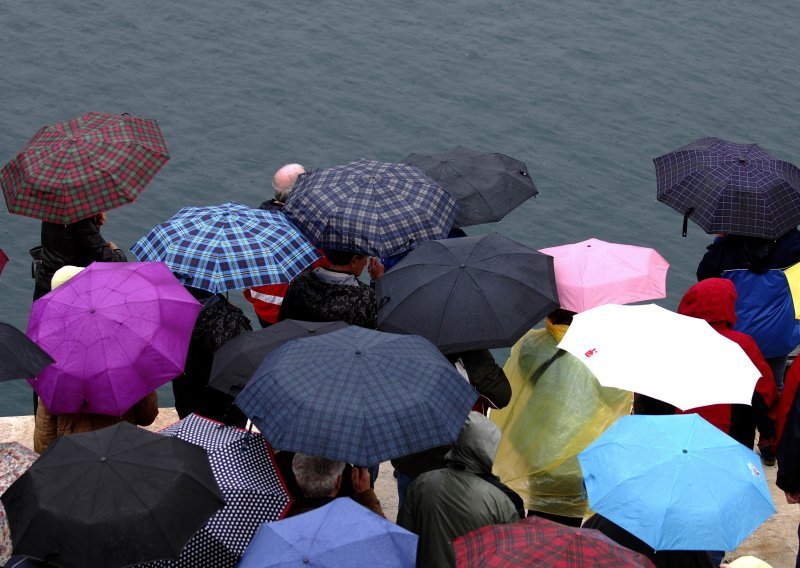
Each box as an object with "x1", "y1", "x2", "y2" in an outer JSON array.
[
  {"x1": 286, "y1": 454, "x2": 385, "y2": 518},
  {"x1": 247, "y1": 163, "x2": 327, "y2": 327},
  {"x1": 258, "y1": 163, "x2": 305, "y2": 211}
]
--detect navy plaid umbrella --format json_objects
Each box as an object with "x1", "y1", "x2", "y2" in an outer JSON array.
[
  {"x1": 283, "y1": 159, "x2": 459, "y2": 258},
  {"x1": 140, "y1": 414, "x2": 292, "y2": 568},
  {"x1": 234, "y1": 326, "x2": 478, "y2": 465},
  {"x1": 401, "y1": 146, "x2": 538, "y2": 227},
  {"x1": 654, "y1": 137, "x2": 800, "y2": 239},
  {"x1": 131, "y1": 202, "x2": 319, "y2": 293}
]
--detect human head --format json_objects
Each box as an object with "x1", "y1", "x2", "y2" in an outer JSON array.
[
  {"x1": 546, "y1": 308, "x2": 576, "y2": 326},
  {"x1": 322, "y1": 248, "x2": 368, "y2": 277},
  {"x1": 292, "y1": 454, "x2": 346, "y2": 498},
  {"x1": 51, "y1": 265, "x2": 84, "y2": 289},
  {"x1": 273, "y1": 163, "x2": 305, "y2": 203}
]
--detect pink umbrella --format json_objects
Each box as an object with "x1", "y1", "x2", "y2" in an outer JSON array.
[
  {"x1": 538, "y1": 238, "x2": 669, "y2": 313},
  {"x1": 0, "y1": 248, "x2": 7, "y2": 275},
  {"x1": 27, "y1": 262, "x2": 202, "y2": 415}
]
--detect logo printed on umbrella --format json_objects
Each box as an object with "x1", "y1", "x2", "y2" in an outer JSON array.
[
  {"x1": 748, "y1": 461, "x2": 762, "y2": 479},
  {"x1": 585, "y1": 348, "x2": 598, "y2": 357}
]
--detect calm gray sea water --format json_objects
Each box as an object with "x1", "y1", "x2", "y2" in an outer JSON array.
[{"x1": 1, "y1": 0, "x2": 798, "y2": 415}]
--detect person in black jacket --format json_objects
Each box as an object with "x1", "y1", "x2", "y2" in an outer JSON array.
[{"x1": 33, "y1": 212, "x2": 126, "y2": 300}]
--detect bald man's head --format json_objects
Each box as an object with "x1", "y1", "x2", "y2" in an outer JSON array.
[{"x1": 273, "y1": 163, "x2": 306, "y2": 202}]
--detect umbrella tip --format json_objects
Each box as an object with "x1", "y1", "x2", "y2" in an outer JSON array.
[{"x1": 682, "y1": 449, "x2": 688, "y2": 453}]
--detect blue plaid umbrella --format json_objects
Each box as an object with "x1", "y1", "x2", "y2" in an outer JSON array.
[
  {"x1": 235, "y1": 326, "x2": 478, "y2": 465},
  {"x1": 578, "y1": 414, "x2": 775, "y2": 551},
  {"x1": 282, "y1": 159, "x2": 459, "y2": 258},
  {"x1": 654, "y1": 137, "x2": 800, "y2": 239},
  {"x1": 131, "y1": 202, "x2": 319, "y2": 293}
]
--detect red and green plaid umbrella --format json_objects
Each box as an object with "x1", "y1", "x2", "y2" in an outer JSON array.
[
  {"x1": 1, "y1": 112, "x2": 169, "y2": 224},
  {"x1": 452, "y1": 517, "x2": 654, "y2": 568}
]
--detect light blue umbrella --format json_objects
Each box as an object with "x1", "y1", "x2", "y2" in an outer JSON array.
[
  {"x1": 238, "y1": 497, "x2": 418, "y2": 567},
  {"x1": 578, "y1": 414, "x2": 775, "y2": 551}
]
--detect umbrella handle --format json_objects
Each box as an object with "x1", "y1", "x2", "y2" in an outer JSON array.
[{"x1": 682, "y1": 208, "x2": 694, "y2": 238}]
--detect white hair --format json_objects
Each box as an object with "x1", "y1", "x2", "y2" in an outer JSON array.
[
  {"x1": 292, "y1": 454, "x2": 345, "y2": 498},
  {"x1": 273, "y1": 163, "x2": 305, "y2": 203}
]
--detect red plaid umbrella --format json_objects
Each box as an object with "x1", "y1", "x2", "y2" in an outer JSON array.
[
  {"x1": 1, "y1": 112, "x2": 169, "y2": 224},
  {"x1": 452, "y1": 517, "x2": 654, "y2": 568}
]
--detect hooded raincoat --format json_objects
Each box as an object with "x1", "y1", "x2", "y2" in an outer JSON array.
[
  {"x1": 397, "y1": 412, "x2": 519, "y2": 568},
  {"x1": 676, "y1": 278, "x2": 778, "y2": 449},
  {"x1": 490, "y1": 320, "x2": 631, "y2": 519}
]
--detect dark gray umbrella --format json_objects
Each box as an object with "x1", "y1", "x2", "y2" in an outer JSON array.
[
  {"x1": 208, "y1": 319, "x2": 349, "y2": 397},
  {"x1": 376, "y1": 233, "x2": 559, "y2": 353},
  {"x1": 0, "y1": 322, "x2": 54, "y2": 381},
  {"x1": 401, "y1": 146, "x2": 538, "y2": 227}
]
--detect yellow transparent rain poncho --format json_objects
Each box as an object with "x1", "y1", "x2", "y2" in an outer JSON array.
[{"x1": 491, "y1": 320, "x2": 631, "y2": 518}]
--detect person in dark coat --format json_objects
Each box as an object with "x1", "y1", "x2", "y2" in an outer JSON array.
[
  {"x1": 278, "y1": 248, "x2": 383, "y2": 328},
  {"x1": 171, "y1": 287, "x2": 252, "y2": 426},
  {"x1": 33, "y1": 212, "x2": 126, "y2": 301}
]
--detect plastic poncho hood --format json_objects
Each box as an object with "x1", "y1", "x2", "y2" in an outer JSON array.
[{"x1": 445, "y1": 411, "x2": 501, "y2": 474}]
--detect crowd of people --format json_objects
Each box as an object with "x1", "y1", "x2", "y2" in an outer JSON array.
[{"x1": 12, "y1": 160, "x2": 800, "y2": 568}]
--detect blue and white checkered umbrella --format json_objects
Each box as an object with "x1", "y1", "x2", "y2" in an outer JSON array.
[
  {"x1": 131, "y1": 202, "x2": 320, "y2": 294},
  {"x1": 234, "y1": 326, "x2": 478, "y2": 465},
  {"x1": 654, "y1": 137, "x2": 800, "y2": 239},
  {"x1": 283, "y1": 158, "x2": 459, "y2": 258}
]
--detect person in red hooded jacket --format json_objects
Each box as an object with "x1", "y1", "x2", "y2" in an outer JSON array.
[{"x1": 634, "y1": 278, "x2": 778, "y2": 453}]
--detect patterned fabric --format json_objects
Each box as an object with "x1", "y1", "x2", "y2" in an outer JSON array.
[
  {"x1": 452, "y1": 516, "x2": 655, "y2": 567},
  {"x1": 140, "y1": 414, "x2": 292, "y2": 568},
  {"x1": 279, "y1": 269, "x2": 377, "y2": 328},
  {"x1": 1, "y1": 112, "x2": 169, "y2": 224},
  {"x1": 0, "y1": 443, "x2": 38, "y2": 566},
  {"x1": 283, "y1": 158, "x2": 459, "y2": 258},
  {"x1": 235, "y1": 326, "x2": 478, "y2": 465},
  {"x1": 654, "y1": 137, "x2": 800, "y2": 239},
  {"x1": 131, "y1": 202, "x2": 319, "y2": 294}
]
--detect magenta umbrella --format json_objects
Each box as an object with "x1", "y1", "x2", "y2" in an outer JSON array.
[
  {"x1": 27, "y1": 262, "x2": 202, "y2": 415},
  {"x1": 539, "y1": 238, "x2": 669, "y2": 313},
  {"x1": 0, "y1": 248, "x2": 7, "y2": 275}
]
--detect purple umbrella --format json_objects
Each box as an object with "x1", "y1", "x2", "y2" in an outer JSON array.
[{"x1": 27, "y1": 262, "x2": 202, "y2": 415}]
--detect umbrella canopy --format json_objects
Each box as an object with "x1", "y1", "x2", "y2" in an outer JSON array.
[
  {"x1": 401, "y1": 145, "x2": 538, "y2": 227},
  {"x1": 538, "y1": 238, "x2": 669, "y2": 313},
  {"x1": 578, "y1": 414, "x2": 775, "y2": 551},
  {"x1": 452, "y1": 516, "x2": 654, "y2": 567},
  {"x1": 282, "y1": 158, "x2": 459, "y2": 258},
  {"x1": 26, "y1": 262, "x2": 201, "y2": 415},
  {"x1": 1, "y1": 112, "x2": 169, "y2": 225},
  {"x1": 1, "y1": 443, "x2": 38, "y2": 566},
  {"x1": 1, "y1": 422, "x2": 225, "y2": 568},
  {"x1": 209, "y1": 319, "x2": 349, "y2": 397},
  {"x1": 557, "y1": 303, "x2": 761, "y2": 410},
  {"x1": 376, "y1": 233, "x2": 559, "y2": 353},
  {"x1": 131, "y1": 202, "x2": 319, "y2": 294},
  {"x1": 0, "y1": 248, "x2": 7, "y2": 275},
  {"x1": 238, "y1": 497, "x2": 418, "y2": 568},
  {"x1": 0, "y1": 322, "x2": 54, "y2": 382},
  {"x1": 654, "y1": 136, "x2": 800, "y2": 239},
  {"x1": 139, "y1": 414, "x2": 291, "y2": 568},
  {"x1": 235, "y1": 326, "x2": 477, "y2": 465}
]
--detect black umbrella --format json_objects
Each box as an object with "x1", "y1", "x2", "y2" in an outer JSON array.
[
  {"x1": 1, "y1": 422, "x2": 225, "y2": 568},
  {"x1": 654, "y1": 136, "x2": 800, "y2": 238},
  {"x1": 0, "y1": 322, "x2": 54, "y2": 381},
  {"x1": 401, "y1": 145, "x2": 538, "y2": 227},
  {"x1": 208, "y1": 319, "x2": 350, "y2": 397},
  {"x1": 376, "y1": 233, "x2": 559, "y2": 353}
]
